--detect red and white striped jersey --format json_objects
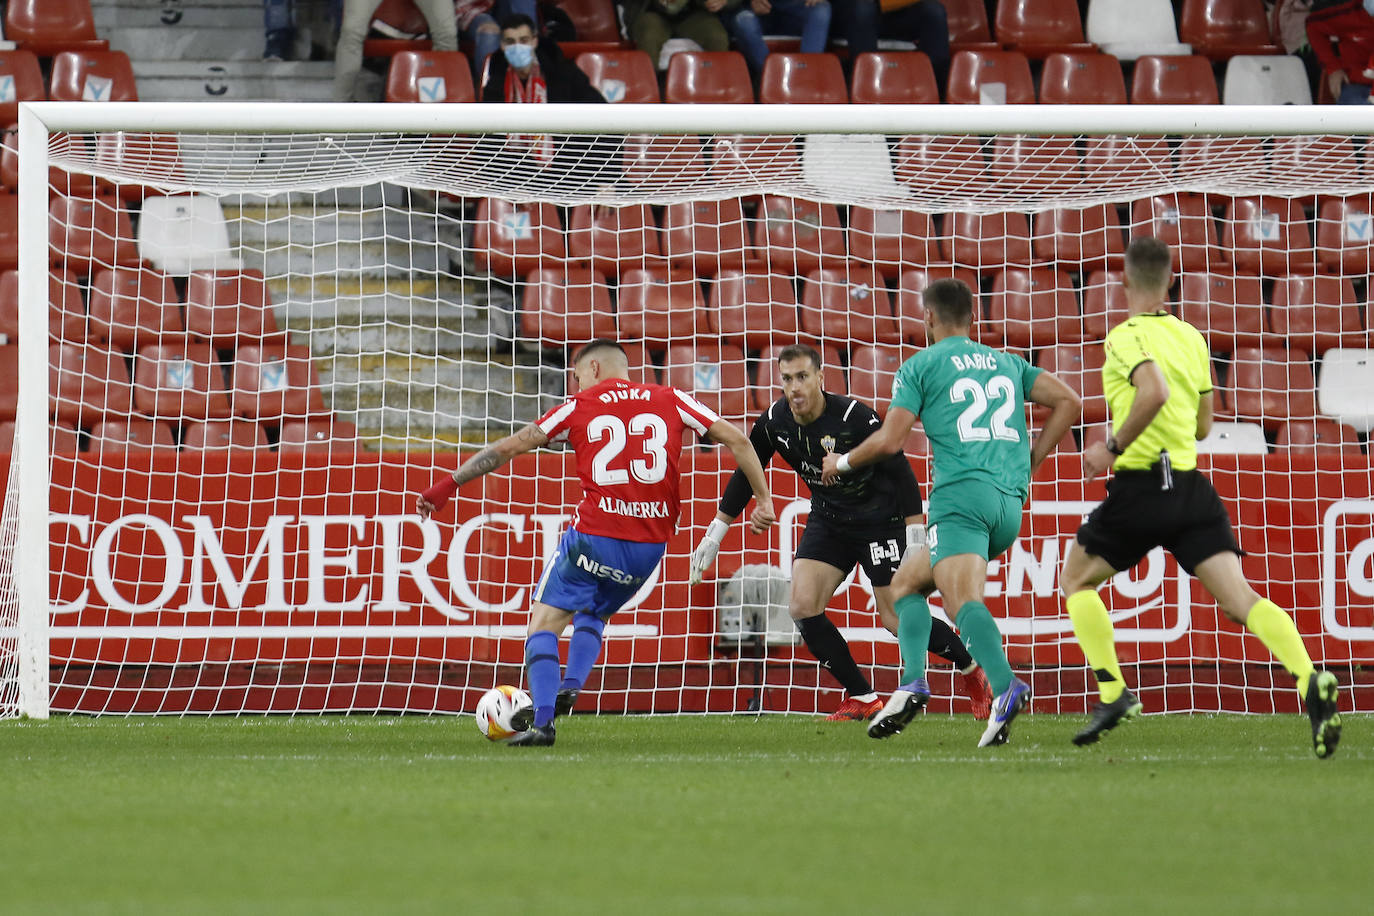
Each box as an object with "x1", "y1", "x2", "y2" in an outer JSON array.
[{"x1": 536, "y1": 378, "x2": 721, "y2": 542}]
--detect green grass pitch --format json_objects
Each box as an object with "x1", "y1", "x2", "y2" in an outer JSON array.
[{"x1": 0, "y1": 712, "x2": 1365, "y2": 914}]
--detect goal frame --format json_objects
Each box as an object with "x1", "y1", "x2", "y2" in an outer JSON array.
[{"x1": 13, "y1": 100, "x2": 1374, "y2": 719}]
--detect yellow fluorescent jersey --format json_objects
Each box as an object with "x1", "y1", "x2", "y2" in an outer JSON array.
[{"x1": 1102, "y1": 312, "x2": 1211, "y2": 472}]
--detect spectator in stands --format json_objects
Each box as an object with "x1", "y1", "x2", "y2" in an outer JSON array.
[
  {"x1": 831, "y1": 0, "x2": 950, "y2": 97},
  {"x1": 458, "y1": 1, "x2": 540, "y2": 84},
  {"x1": 1305, "y1": 0, "x2": 1374, "y2": 103},
  {"x1": 334, "y1": 0, "x2": 458, "y2": 101},
  {"x1": 1270, "y1": 0, "x2": 1322, "y2": 99},
  {"x1": 722, "y1": 0, "x2": 833, "y2": 76},
  {"x1": 263, "y1": 0, "x2": 296, "y2": 61},
  {"x1": 480, "y1": 14, "x2": 618, "y2": 189},
  {"x1": 622, "y1": 0, "x2": 741, "y2": 71}
]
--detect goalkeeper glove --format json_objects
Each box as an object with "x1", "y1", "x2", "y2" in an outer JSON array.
[
  {"x1": 689, "y1": 518, "x2": 730, "y2": 585},
  {"x1": 904, "y1": 522, "x2": 926, "y2": 562},
  {"x1": 420, "y1": 475, "x2": 459, "y2": 514}
]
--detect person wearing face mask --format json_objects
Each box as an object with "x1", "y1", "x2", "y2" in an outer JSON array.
[
  {"x1": 1306, "y1": 0, "x2": 1374, "y2": 103},
  {"x1": 334, "y1": 0, "x2": 458, "y2": 101}
]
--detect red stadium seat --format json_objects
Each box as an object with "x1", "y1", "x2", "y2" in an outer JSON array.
[
  {"x1": 710, "y1": 134, "x2": 802, "y2": 183},
  {"x1": 0, "y1": 269, "x2": 86, "y2": 344},
  {"x1": 1177, "y1": 272, "x2": 1267, "y2": 353},
  {"x1": 664, "y1": 52, "x2": 753, "y2": 103},
  {"x1": 1227, "y1": 346, "x2": 1317, "y2": 430},
  {"x1": 943, "y1": 211, "x2": 1033, "y2": 269},
  {"x1": 1031, "y1": 205, "x2": 1126, "y2": 271},
  {"x1": 1178, "y1": 0, "x2": 1279, "y2": 60},
  {"x1": 1269, "y1": 275, "x2": 1368, "y2": 357},
  {"x1": 800, "y1": 265, "x2": 901, "y2": 348},
  {"x1": 1130, "y1": 193, "x2": 1223, "y2": 273},
  {"x1": 848, "y1": 207, "x2": 940, "y2": 280},
  {"x1": 566, "y1": 204, "x2": 663, "y2": 278},
  {"x1": 1176, "y1": 135, "x2": 1266, "y2": 178},
  {"x1": 0, "y1": 120, "x2": 98, "y2": 197},
  {"x1": 662, "y1": 342, "x2": 750, "y2": 423},
  {"x1": 1222, "y1": 195, "x2": 1315, "y2": 275},
  {"x1": 48, "y1": 51, "x2": 137, "y2": 103},
  {"x1": 48, "y1": 193, "x2": 139, "y2": 276},
  {"x1": 751, "y1": 196, "x2": 845, "y2": 276},
  {"x1": 559, "y1": 0, "x2": 624, "y2": 45},
  {"x1": 384, "y1": 51, "x2": 475, "y2": 103},
  {"x1": 617, "y1": 265, "x2": 707, "y2": 348},
  {"x1": 1081, "y1": 270, "x2": 1130, "y2": 342},
  {"x1": 848, "y1": 345, "x2": 908, "y2": 415},
  {"x1": 986, "y1": 267, "x2": 1081, "y2": 351},
  {"x1": 758, "y1": 53, "x2": 847, "y2": 104},
  {"x1": 622, "y1": 134, "x2": 707, "y2": 189},
  {"x1": 49, "y1": 342, "x2": 134, "y2": 424},
  {"x1": 849, "y1": 52, "x2": 939, "y2": 104},
  {"x1": 1131, "y1": 55, "x2": 1220, "y2": 104},
  {"x1": 989, "y1": 134, "x2": 1082, "y2": 191},
  {"x1": 1082, "y1": 134, "x2": 1173, "y2": 184},
  {"x1": 662, "y1": 198, "x2": 749, "y2": 276},
  {"x1": 753, "y1": 343, "x2": 845, "y2": 410},
  {"x1": 0, "y1": 52, "x2": 45, "y2": 126},
  {"x1": 576, "y1": 50, "x2": 660, "y2": 103},
  {"x1": 896, "y1": 265, "x2": 982, "y2": 344},
  {"x1": 277, "y1": 417, "x2": 361, "y2": 454},
  {"x1": 518, "y1": 267, "x2": 616, "y2": 348},
  {"x1": 946, "y1": 50, "x2": 1035, "y2": 104},
  {"x1": 1274, "y1": 418, "x2": 1364, "y2": 456},
  {"x1": 4, "y1": 0, "x2": 108, "y2": 56},
  {"x1": 994, "y1": 0, "x2": 1092, "y2": 58},
  {"x1": 181, "y1": 419, "x2": 269, "y2": 451},
  {"x1": 893, "y1": 135, "x2": 987, "y2": 190},
  {"x1": 1037, "y1": 343, "x2": 1108, "y2": 423},
  {"x1": 132, "y1": 340, "x2": 234, "y2": 421},
  {"x1": 88, "y1": 267, "x2": 184, "y2": 352},
  {"x1": 471, "y1": 198, "x2": 565, "y2": 277},
  {"x1": 362, "y1": 0, "x2": 434, "y2": 57},
  {"x1": 0, "y1": 193, "x2": 16, "y2": 272},
  {"x1": 88, "y1": 418, "x2": 176, "y2": 455},
  {"x1": 1038, "y1": 52, "x2": 1129, "y2": 104},
  {"x1": 0, "y1": 419, "x2": 80, "y2": 453},
  {"x1": 230, "y1": 343, "x2": 327, "y2": 423},
  {"x1": 1316, "y1": 194, "x2": 1374, "y2": 276},
  {"x1": 184, "y1": 269, "x2": 282, "y2": 345},
  {"x1": 709, "y1": 269, "x2": 800, "y2": 350},
  {"x1": 942, "y1": 0, "x2": 995, "y2": 46},
  {"x1": 0, "y1": 345, "x2": 16, "y2": 418}
]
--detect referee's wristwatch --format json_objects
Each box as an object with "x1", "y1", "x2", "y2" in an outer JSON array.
[{"x1": 1105, "y1": 435, "x2": 1125, "y2": 456}]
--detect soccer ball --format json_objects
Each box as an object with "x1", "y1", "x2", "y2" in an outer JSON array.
[{"x1": 475, "y1": 685, "x2": 532, "y2": 741}]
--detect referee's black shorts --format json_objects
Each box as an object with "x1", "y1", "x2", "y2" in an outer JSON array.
[
  {"x1": 1076, "y1": 468, "x2": 1241, "y2": 575},
  {"x1": 795, "y1": 515, "x2": 906, "y2": 587}
]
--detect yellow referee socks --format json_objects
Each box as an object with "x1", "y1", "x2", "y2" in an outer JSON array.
[
  {"x1": 1244, "y1": 599, "x2": 1316, "y2": 696},
  {"x1": 1067, "y1": 590, "x2": 1125, "y2": 704}
]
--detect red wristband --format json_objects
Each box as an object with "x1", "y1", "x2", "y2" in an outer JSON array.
[{"x1": 421, "y1": 475, "x2": 459, "y2": 512}]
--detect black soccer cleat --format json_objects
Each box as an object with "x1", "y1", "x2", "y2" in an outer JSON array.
[
  {"x1": 555, "y1": 687, "x2": 579, "y2": 717},
  {"x1": 1072, "y1": 689, "x2": 1143, "y2": 746},
  {"x1": 507, "y1": 723, "x2": 556, "y2": 747},
  {"x1": 1304, "y1": 670, "x2": 1341, "y2": 760}
]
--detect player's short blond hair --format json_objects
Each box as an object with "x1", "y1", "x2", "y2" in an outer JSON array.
[{"x1": 1124, "y1": 236, "x2": 1173, "y2": 293}]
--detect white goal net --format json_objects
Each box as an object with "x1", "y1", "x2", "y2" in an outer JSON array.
[{"x1": 1, "y1": 102, "x2": 1371, "y2": 719}]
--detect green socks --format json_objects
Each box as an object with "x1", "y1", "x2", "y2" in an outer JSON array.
[
  {"x1": 896, "y1": 592, "x2": 932, "y2": 684},
  {"x1": 955, "y1": 602, "x2": 1014, "y2": 695}
]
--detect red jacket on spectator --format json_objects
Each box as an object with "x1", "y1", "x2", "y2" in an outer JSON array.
[{"x1": 1306, "y1": 0, "x2": 1374, "y2": 85}]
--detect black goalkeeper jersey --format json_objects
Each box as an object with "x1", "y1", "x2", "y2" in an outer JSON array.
[{"x1": 718, "y1": 393, "x2": 923, "y2": 528}]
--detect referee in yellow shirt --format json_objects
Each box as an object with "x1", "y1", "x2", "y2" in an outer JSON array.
[{"x1": 1059, "y1": 236, "x2": 1342, "y2": 758}]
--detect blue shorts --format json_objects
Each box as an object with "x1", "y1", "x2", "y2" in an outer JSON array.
[{"x1": 532, "y1": 528, "x2": 666, "y2": 619}]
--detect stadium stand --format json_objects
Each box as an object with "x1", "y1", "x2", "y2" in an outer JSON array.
[
  {"x1": 1275, "y1": 418, "x2": 1364, "y2": 456},
  {"x1": 0, "y1": 50, "x2": 45, "y2": 125},
  {"x1": 993, "y1": 0, "x2": 1094, "y2": 58},
  {"x1": 1315, "y1": 194, "x2": 1374, "y2": 276},
  {"x1": 48, "y1": 49, "x2": 137, "y2": 102},
  {"x1": 799, "y1": 264, "x2": 901, "y2": 348},
  {"x1": 847, "y1": 206, "x2": 941, "y2": 280},
  {"x1": 752, "y1": 196, "x2": 846, "y2": 276},
  {"x1": 1177, "y1": 271, "x2": 1267, "y2": 354},
  {"x1": 1196, "y1": 420, "x2": 1269, "y2": 454},
  {"x1": 384, "y1": 51, "x2": 475, "y2": 103},
  {"x1": 181, "y1": 419, "x2": 270, "y2": 451},
  {"x1": 0, "y1": 192, "x2": 16, "y2": 272},
  {"x1": 0, "y1": 419, "x2": 80, "y2": 453},
  {"x1": 566, "y1": 204, "x2": 664, "y2": 278},
  {"x1": 88, "y1": 418, "x2": 176, "y2": 454},
  {"x1": 518, "y1": 267, "x2": 616, "y2": 348},
  {"x1": 277, "y1": 417, "x2": 362, "y2": 454},
  {"x1": 1227, "y1": 346, "x2": 1317, "y2": 431},
  {"x1": 622, "y1": 134, "x2": 707, "y2": 188},
  {"x1": 945, "y1": 49, "x2": 1036, "y2": 104},
  {"x1": 1037, "y1": 51, "x2": 1129, "y2": 104},
  {"x1": 662, "y1": 198, "x2": 750, "y2": 276},
  {"x1": 575, "y1": 50, "x2": 660, "y2": 104},
  {"x1": 1222, "y1": 54, "x2": 1313, "y2": 104},
  {"x1": 662, "y1": 342, "x2": 750, "y2": 423},
  {"x1": 944, "y1": 210, "x2": 1033, "y2": 269},
  {"x1": 709, "y1": 268, "x2": 802, "y2": 351},
  {"x1": 87, "y1": 266, "x2": 184, "y2": 352},
  {"x1": 471, "y1": 198, "x2": 565, "y2": 278},
  {"x1": 4, "y1": 0, "x2": 108, "y2": 57},
  {"x1": 1031, "y1": 205, "x2": 1127, "y2": 271},
  {"x1": 1037, "y1": 343, "x2": 1108, "y2": 423},
  {"x1": 1130, "y1": 54, "x2": 1221, "y2": 103},
  {"x1": 184, "y1": 269, "x2": 283, "y2": 346},
  {"x1": 137, "y1": 195, "x2": 242, "y2": 274},
  {"x1": 616, "y1": 265, "x2": 708, "y2": 348},
  {"x1": 1130, "y1": 193, "x2": 1222, "y2": 272},
  {"x1": 50, "y1": 341, "x2": 134, "y2": 425},
  {"x1": 230, "y1": 343, "x2": 328, "y2": 424},
  {"x1": 132, "y1": 340, "x2": 235, "y2": 421},
  {"x1": 847, "y1": 344, "x2": 907, "y2": 414},
  {"x1": 1081, "y1": 270, "x2": 1130, "y2": 342},
  {"x1": 757, "y1": 53, "x2": 848, "y2": 104},
  {"x1": 1222, "y1": 195, "x2": 1315, "y2": 275},
  {"x1": 1085, "y1": 0, "x2": 1193, "y2": 60},
  {"x1": 0, "y1": 269, "x2": 86, "y2": 344},
  {"x1": 1177, "y1": 0, "x2": 1280, "y2": 60},
  {"x1": 664, "y1": 51, "x2": 753, "y2": 104},
  {"x1": 941, "y1": 0, "x2": 996, "y2": 48},
  {"x1": 897, "y1": 264, "x2": 981, "y2": 344},
  {"x1": 1317, "y1": 349, "x2": 1374, "y2": 433},
  {"x1": 48, "y1": 193, "x2": 139, "y2": 277},
  {"x1": 986, "y1": 266, "x2": 1082, "y2": 351},
  {"x1": 849, "y1": 52, "x2": 940, "y2": 104},
  {"x1": 1269, "y1": 275, "x2": 1368, "y2": 357}
]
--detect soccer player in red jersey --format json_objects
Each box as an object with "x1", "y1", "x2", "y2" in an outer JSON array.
[{"x1": 418, "y1": 339, "x2": 775, "y2": 746}]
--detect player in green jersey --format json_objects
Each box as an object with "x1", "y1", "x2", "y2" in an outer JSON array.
[
  {"x1": 1059, "y1": 236, "x2": 1342, "y2": 758},
  {"x1": 821, "y1": 278, "x2": 1082, "y2": 746}
]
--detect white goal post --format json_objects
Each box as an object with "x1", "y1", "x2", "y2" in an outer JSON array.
[{"x1": 5, "y1": 100, "x2": 1374, "y2": 719}]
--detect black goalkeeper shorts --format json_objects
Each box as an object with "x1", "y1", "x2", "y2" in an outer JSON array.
[
  {"x1": 1075, "y1": 468, "x2": 1241, "y2": 575},
  {"x1": 795, "y1": 516, "x2": 906, "y2": 587}
]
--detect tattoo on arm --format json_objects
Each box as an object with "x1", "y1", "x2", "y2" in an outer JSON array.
[
  {"x1": 452, "y1": 423, "x2": 546, "y2": 488},
  {"x1": 453, "y1": 447, "x2": 503, "y2": 486}
]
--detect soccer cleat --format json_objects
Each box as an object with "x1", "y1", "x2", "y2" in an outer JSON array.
[
  {"x1": 867, "y1": 679, "x2": 930, "y2": 739},
  {"x1": 1072, "y1": 690, "x2": 1144, "y2": 746},
  {"x1": 962, "y1": 667, "x2": 994, "y2": 721},
  {"x1": 1304, "y1": 670, "x2": 1342, "y2": 759},
  {"x1": 555, "y1": 687, "x2": 580, "y2": 717},
  {"x1": 977, "y1": 677, "x2": 1030, "y2": 747},
  {"x1": 826, "y1": 695, "x2": 884, "y2": 721},
  {"x1": 507, "y1": 723, "x2": 556, "y2": 747}
]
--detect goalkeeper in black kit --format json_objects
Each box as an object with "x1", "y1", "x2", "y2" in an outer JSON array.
[{"x1": 690, "y1": 344, "x2": 993, "y2": 720}]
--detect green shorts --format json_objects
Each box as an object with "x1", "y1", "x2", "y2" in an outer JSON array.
[{"x1": 926, "y1": 480, "x2": 1025, "y2": 568}]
